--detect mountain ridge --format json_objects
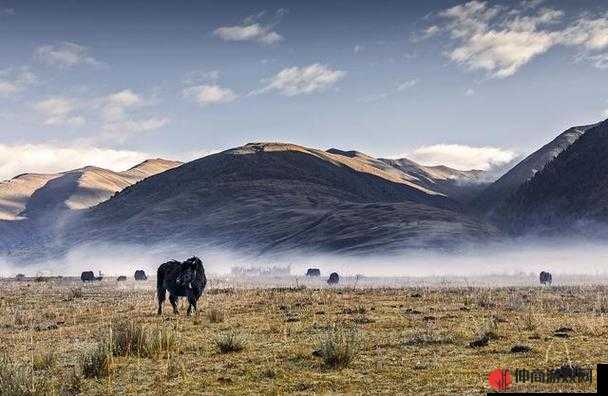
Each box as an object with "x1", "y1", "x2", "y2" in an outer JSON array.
[
  {"x1": 474, "y1": 122, "x2": 598, "y2": 214},
  {"x1": 0, "y1": 158, "x2": 182, "y2": 221},
  {"x1": 26, "y1": 142, "x2": 498, "y2": 259}
]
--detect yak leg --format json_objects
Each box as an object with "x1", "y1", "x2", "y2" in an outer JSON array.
[
  {"x1": 157, "y1": 287, "x2": 166, "y2": 315},
  {"x1": 169, "y1": 294, "x2": 179, "y2": 314},
  {"x1": 187, "y1": 295, "x2": 197, "y2": 316}
]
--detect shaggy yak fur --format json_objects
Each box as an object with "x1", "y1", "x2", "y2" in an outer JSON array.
[{"x1": 157, "y1": 256, "x2": 207, "y2": 316}]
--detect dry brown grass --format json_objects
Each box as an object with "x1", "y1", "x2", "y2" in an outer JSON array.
[{"x1": 0, "y1": 277, "x2": 603, "y2": 393}]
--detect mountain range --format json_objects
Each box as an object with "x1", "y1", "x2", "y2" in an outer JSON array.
[
  {"x1": 2, "y1": 118, "x2": 608, "y2": 262},
  {"x1": 0, "y1": 158, "x2": 182, "y2": 221}
]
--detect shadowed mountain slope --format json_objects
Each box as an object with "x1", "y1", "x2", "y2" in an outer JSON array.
[
  {"x1": 54, "y1": 143, "x2": 498, "y2": 256},
  {"x1": 474, "y1": 122, "x2": 598, "y2": 213},
  {"x1": 495, "y1": 120, "x2": 608, "y2": 235},
  {"x1": 0, "y1": 173, "x2": 60, "y2": 220}
]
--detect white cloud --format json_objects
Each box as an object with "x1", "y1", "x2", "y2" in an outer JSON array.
[
  {"x1": 415, "y1": 25, "x2": 440, "y2": 42},
  {"x1": 0, "y1": 144, "x2": 219, "y2": 180},
  {"x1": 102, "y1": 89, "x2": 142, "y2": 121},
  {"x1": 397, "y1": 79, "x2": 419, "y2": 91},
  {"x1": 183, "y1": 84, "x2": 238, "y2": 106},
  {"x1": 214, "y1": 23, "x2": 283, "y2": 45},
  {"x1": 354, "y1": 44, "x2": 364, "y2": 54},
  {"x1": 107, "y1": 89, "x2": 141, "y2": 107},
  {"x1": 427, "y1": 1, "x2": 608, "y2": 78},
  {"x1": 408, "y1": 144, "x2": 516, "y2": 171},
  {"x1": 0, "y1": 144, "x2": 153, "y2": 180},
  {"x1": 100, "y1": 89, "x2": 169, "y2": 140},
  {"x1": 562, "y1": 16, "x2": 608, "y2": 50},
  {"x1": 34, "y1": 97, "x2": 85, "y2": 127},
  {"x1": 34, "y1": 42, "x2": 100, "y2": 68},
  {"x1": 214, "y1": 9, "x2": 287, "y2": 46},
  {"x1": 256, "y1": 63, "x2": 346, "y2": 96},
  {"x1": 465, "y1": 88, "x2": 476, "y2": 96},
  {"x1": 0, "y1": 68, "x2": 36, "y2": 97}
]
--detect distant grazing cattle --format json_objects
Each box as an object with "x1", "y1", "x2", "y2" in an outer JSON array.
[
  {"x1": 540, "y1": 271, "x2": 552, "y2": 285},
  {"x1": 15, "y1": 274, "x2": 25, "y2": 281},
  {"x1": 327, "y1": 272, "x2": 339, "y2": 284},
  {"x1": 157, "y1": 256, "x2": 207, "y2": 316},
  {"x1": 134, "y1": 270, "x2": 147, "y2": 281},
  {"x1": 117, "y1": 276, "x2": 127, "y2": 282},
  {"x1": 306, "y1": 268, "x2": 321, "y2": 277},
  {"x1": 81, "y1": 271, "x2": 97, "y2": 282}
]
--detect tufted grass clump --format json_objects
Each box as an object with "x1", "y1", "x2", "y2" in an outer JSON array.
[
  {"x1": 81, "y1": 342, "x2": 113, "y2": 379},
  {"x1": 207, "y1": 308, "x2": 225, "y2": 323},
  {"x1": 316, "y1": 325, "x2": 360, "y2": 369},
  {"x1": 215, "y1": 330, "x2": 247, "y2": 353},
  {"x1": 32, "y1": 351, "x2": 56, "y2": 371},
  {"x1": 109, "y1": 321, "x2": 177, "y2": 359}
]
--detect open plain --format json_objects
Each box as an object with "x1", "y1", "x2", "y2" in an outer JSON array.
[{"x1": 0, "y1": 275, "x2": 606, "y2": 395}]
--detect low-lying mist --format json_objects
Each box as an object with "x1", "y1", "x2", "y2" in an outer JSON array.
[{"x1": 2, "y1": 237, "x2": 608, "y2": 284}]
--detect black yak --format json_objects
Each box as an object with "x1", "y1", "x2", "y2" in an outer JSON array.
[
  {"x1": 117, "y1": 276, "x2": 127, "y2": 282},
  {"x1": 306, "y1": 268, "x2": 321, "y2": 277},
  {"x1": 134, "y1": 270, "x2": 147, "y2": 281},
  {"x1": 81, "y1": 271, "x2": 96, "y2": 282},
  {"x1": 540, "y1": 271, "x2": 552, "y2": 285},
  {"x1": 327, "y1": 272, "x2": 339, "y2": 284},
  {"x1": 157, "y1": 256, "x2": 207, "y2": 316}
]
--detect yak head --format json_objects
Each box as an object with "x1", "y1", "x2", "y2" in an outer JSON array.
[{"x1": 176, "y1": 256, "x2": 202, "y2": 288}]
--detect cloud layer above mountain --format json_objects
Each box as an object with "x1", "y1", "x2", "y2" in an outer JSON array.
[{"x1": 409, "y1": 144, "x2": 516, "y2": 171}]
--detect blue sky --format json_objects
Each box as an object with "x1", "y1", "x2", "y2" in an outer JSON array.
[{"x1": 1, "y1": 0, "x2": 608, "y2": 178}]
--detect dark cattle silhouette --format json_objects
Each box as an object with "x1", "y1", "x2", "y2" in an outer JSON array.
[
  {"x1": 540, "y1": 271, "x2": 552, "y2": 285},
  {"x1": 327, "y1": 272, "x2": 339, "y2": 284},
  {"x1": 15, "y1": 274, "x2": 25, "y2": 281},
  {"x1": 81, "y1": 271, "x2": 97, "y2": 282},
  {"x1": 306, "y1": 268, "x2": 321, "y2": 277},
  {"x1": 157, "y1": 257, "x2": 207, "y2": 316},
  {"x1": 117, "y1": 276, "x2": 127, "y2": 282},
  {"x1": 134, "y1": 270, "x2": 147, "y2": 281}
]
